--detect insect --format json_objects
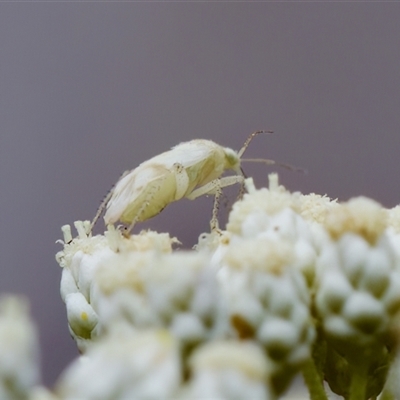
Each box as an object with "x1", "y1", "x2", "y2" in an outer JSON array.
[{"x1": 91, "y1": 130, "x2": 293, "y2": 233}]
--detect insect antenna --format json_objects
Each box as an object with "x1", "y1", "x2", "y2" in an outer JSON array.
[
  {"x1": 238, "y1": 130, "x2": 305, "y2": 173},
  {"x1": 241, "y1": 158, "x2": 306, "y2": 173},
  {"x1": 237, "y1": 130, "x2": 274, "y2": 158}
]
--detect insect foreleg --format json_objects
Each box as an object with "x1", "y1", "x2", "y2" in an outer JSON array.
[
  {"x1": 90, "y1": 170, "x2": 131, "y2": 232},
  {"x1": 186, "y1": 175, "x2": 244, "y2": 200}
]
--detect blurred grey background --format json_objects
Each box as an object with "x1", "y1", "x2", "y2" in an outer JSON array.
[{"x1": 1, "y1": 2, "x2": 400, "y2": 388}]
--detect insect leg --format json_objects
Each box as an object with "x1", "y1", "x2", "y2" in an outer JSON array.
[
  {"x1": 90, "y1": 170, "x2": 131, "y2": 231},
  {"x1": 124, "y1": 171, "x2": 174, "y2": 235},
  {"x1": 124, "y1": 198, "x2": 149, "y2": 235},
  {"x1": 187, "y1": 175, "x2": 244, "y2": 231},
  {"x1": 210, "y1": 185, "x2": 222, "y2": 232},
  {"x1": 187, "y1": 175, "x2": 244, "y2": 200}
]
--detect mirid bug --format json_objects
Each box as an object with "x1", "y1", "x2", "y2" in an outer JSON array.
[{"x1": 91, "y1": 131, "x2": 291, "y2": 233}]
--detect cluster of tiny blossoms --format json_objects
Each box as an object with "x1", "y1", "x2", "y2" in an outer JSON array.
[{"x1": 3, "y1": 173, "x2": 400, "y2": 399}]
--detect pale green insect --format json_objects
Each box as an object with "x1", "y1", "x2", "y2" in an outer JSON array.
[{"x1": 92, "y1": 131, "x2": 286, "y2": 233}]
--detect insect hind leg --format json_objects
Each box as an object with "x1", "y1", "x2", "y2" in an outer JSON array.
[{"x1": 210, "y1": 185, "x2": 223, "y2": 232}]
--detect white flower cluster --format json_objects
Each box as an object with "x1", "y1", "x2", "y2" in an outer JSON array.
[
  {"x1": 4, "y1": 173, "x2": 400, "y2": 399},
  {"x1": 212, "y1": 180, "x2": 319, "y2": 395},
  {"x1": 51, "y1": 174, "x2": 400, "y2": 399},
  {"x1": 316, "y1": 198, "x2": 400, "y2": 345},
  {"x1": 314, "y1": 197, "x2": 400, "y2": 399},
  {"x1": 0, "y1": 296, "x2": 40, "y2": 400},
  {"x1": 55, "y1": 224, "x2": 277, "y2": 399}
]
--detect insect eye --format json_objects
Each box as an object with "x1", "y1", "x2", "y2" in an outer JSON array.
[{"x1": 224, "y1": 148, "x2": 240, "y2": 169}]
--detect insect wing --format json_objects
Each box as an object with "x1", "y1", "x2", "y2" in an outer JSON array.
[
  {"x1": 104, "y1": 164, "x2": 171, "y2": 224},
  {"x1": 140, "y1": 140, "x2": 218, "y2": 170}
]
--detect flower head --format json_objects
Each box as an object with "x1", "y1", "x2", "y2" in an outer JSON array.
[{"x1": 0, "y1": 296, "x2": 40, "y2": 399}]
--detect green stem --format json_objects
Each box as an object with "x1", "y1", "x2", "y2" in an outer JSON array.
[
  {"x1": 348, "y1": 364, "x2": 368, "y2": 400},
  {"x1": 379, "y1": 387, "x2": 395, "y2": 400},
  {"x1": 301, "y1": 358, "x2": 329, "y2": 400}
]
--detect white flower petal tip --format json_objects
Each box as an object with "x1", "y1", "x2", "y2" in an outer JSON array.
[
  {"x1": 74, "y1": 220, "x2": 92, "y2": 239},
  {"x1": 60, "y1": 224, "x2": 73, "y2": 244},
  {"x1": 65, "y1": 292, "x2": 98, "y2": 341}
]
